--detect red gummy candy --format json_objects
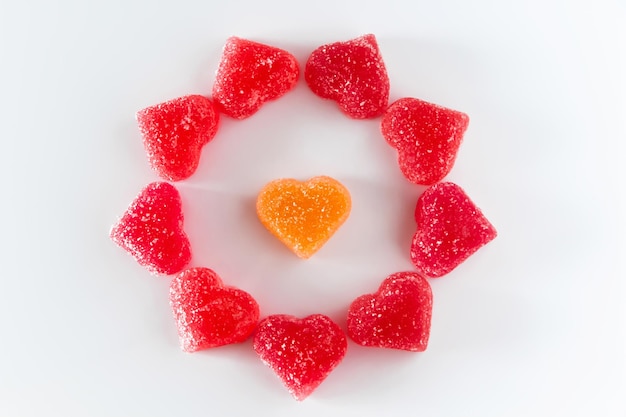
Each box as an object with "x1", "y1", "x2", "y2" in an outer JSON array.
[
  {"x1": 305, "y1": 34, "x2": 390, "y2": 119},
  {"x1": 212, "y1": 37, "x2": 299, "y2": 119},
  {"x1": 169, "y1": 267, "x2": 259, "y2": 352},
  {"x1": 381, "y1": 97, "x2": 469, "y2": 185},
  {"x1": 347, "y1": 272, "x2": 432, "y2": 352},
  {"x1": 136, "y1": 95, "x2": 219, "y2": 181},
  {"x1": 110, "y1": 182, "x2": 191, "y2": 275},
  {"x1": 411, "y1": 182, "x2": 497, "y2": 277},
  {"x1": 253, "y1": 314, "x2": 347, "y2": 401}
]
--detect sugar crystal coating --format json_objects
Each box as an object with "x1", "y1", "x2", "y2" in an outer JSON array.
[
  {"x1": 381, "y1": 97, "x2": 469, "y2": 185},
  {"x1": 411, "y1": 182, "x2": 497, "y2": 277},
  {"x1": 110, "y1": 182, "x2": 191, "y2": 275},
  {"x1": 253, "y1": 314, "x2": 347, "y2": 401},
  {"x1": 305, "y1": 34, "x2": 390, "y2": 119},
  {"x1": 212, "y1": 37, "x2": 299, "y2": 119},
  {"x1": 114, "y1": 36, "x2": 499, "y2": 398},
  {"x1": 169, "y1": 267, "x2": 259, "y2": 352},
  {"x1": 136, "y1": 95, "x2": 219, "y2": 181},
  {"x1": 256, "y1": 176, "x2": 351, "y2": 259},
  {"x1": 347, "y1": 272, "x2": 432, "y2": 351}
]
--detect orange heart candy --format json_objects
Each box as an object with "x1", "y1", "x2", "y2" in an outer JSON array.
[{"x1": 256, "y1": 176, "x2": 351, "y2": 259}]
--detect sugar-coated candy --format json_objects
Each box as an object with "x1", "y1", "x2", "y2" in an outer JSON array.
[
  {"x1": 256, "y1": 176, "x2": 351, "y2": 259},
  {"x1": 169, "y1": 267, "x2": 259, "y2": 352},
  {"x1": 136, "y1": 95, "x2": 219, "y2": 181},
  {"x1": 381, "y1": 97, "x2": 469, "y2": 185},
  {"x1": 212, "y1": 37, "x2": 299, "y2": 119},
  {"x1": 411, "y1": 182, "x2": 497, "y2": 277},
  {"x1": 110, "y1": 182, "x2": 191, "y2": 275},
  {"x1": 253, "y1": 314, "x2": 347, "y2": 401},
  {"x1": 347, "y1": 272, "x2": 432, "y2": 352},
  {"x1": 305, "y1": 34, "x2": 390, "y2": 119}
]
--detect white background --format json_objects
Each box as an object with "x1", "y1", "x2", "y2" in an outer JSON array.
[{"x1": 1, "y1": 0, "x2": 624, "y2": 416}]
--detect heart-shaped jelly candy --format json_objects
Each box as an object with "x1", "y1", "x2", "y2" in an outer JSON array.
[
  {"x1": 305, "y1": 34, "x2": 389, "y2": 119},
  {"x1": 411, "y1": 182, "x2": 497, "y2": 277},
  {"x1": 347, "y1": 272, "x2": 433, "y2": 351},
  {"x1": 169, "y1": 267, "x2": 259, "y2": 352},
  {"x1": 253, "y1": 314, "x2": 347, "y2": 400},
  {"x1": 136, "y1": 95, "x2": 219, "y2": 181},
  {"x1": 381, "y1": 97, "x2": 469, "y2": 185},
  {"x1": 110, "y1": 182, "x2": 191, "y2": 275},
  {"x1": 212, "y1": 37, "x2": 300, "y2": 119},
  {"x1": 256, "y1": 176, "x2": 351, "y2": 259}
]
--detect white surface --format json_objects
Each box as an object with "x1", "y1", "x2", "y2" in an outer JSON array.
[{"x1": 1, "y1": 0, "x2": 625, "y2": 416}]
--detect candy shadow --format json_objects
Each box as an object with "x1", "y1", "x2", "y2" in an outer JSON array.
[
  {"x1": 191, "y1": 41, "x2": 224, "y2": 91},
  {"x1": 319, "y1": 175, "x2": 424, "y2": 265},
  {"x1": 428, "y1": 280, "x2": 532, "y2": 354},
  {"x1": 108, "y1": 118, "x2": 155, "y2": 189},
  {"x1": 177, "y1": 181, "x2": 363, "y2": 318},
  {"x1": 319, "y1": 287, "x2": 525, "y2": 402},
  {"x1": 189, "y1": 88, "x2": 339, "y2": 188},
  {"x1": 314, "y1": 341, "x2": 427, "y2": 401},
  {"x1": 189, "y1": 339, "x2": 288, "y2": 402},
  {"x1": 132, "y1": 274, "x2": 181, "y2": 352},
  {"x1": 377, "y1": 36, "x2": 503, "y2": 192},
  {"x1": 377, "y1": 36, "x2": 483, "y2": 107},
  {"x1": 176, "y1": 185, "x2": 299, "y2": 287},
  {"x1": 192, "y1": 338, "x2": 259, "y2": 365}
]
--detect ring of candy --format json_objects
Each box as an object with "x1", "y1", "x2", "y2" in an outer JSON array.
[{"x1": 111, "y1": 35, "x2": 497, "y2": 401}]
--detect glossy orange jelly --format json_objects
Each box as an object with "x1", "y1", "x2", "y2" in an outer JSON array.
[{"x1": 256, "y1": 176, "x2": 351, "y2": 258}]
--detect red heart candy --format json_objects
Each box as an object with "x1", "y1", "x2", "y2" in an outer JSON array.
[
  {"x1": 347, "y1": 272, "x2": 433, "y2": 352},
  {"x1": 411, "y1": 182, "x2": 497, "y2": 277},
  {"x1": 305, "y1": 34, "x2": 390, "y2": 119},
  {"x1": 110, "y1": 182, "x2": 191, "y2": 275},
  {"x1": 136, "y1": 95, "x2": 219, "y2": 181},
  {"x1": 212, "y1": 37, "x2": 300, "y2": 119},
  {"x1": 381, "y1": 97, "x2": 469, "y2": 185},
  {"x1": 253, "y1": 314, "x2": 347, "y2": 401},
  {"x1": 169, "y1": 268, "x2": 260, "y2": 352}
]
